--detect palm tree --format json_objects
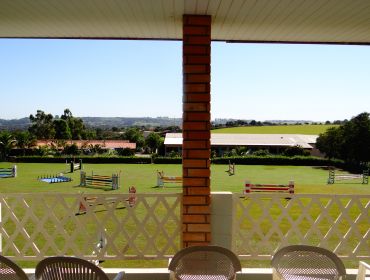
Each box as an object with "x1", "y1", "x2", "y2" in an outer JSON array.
[
  {"x1": 0, "y1": 131, "x2": 17, "y2": 160},
  {"x1": 14, "y1": 131, "x2": 37, "y2": 156}
]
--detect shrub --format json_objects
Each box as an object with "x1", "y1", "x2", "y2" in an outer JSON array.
[
  {"x1": 63, "y1": 143, "x2": 80, "y2": 155},
  {"x1": 14, "y1": 156, "x2": 152, "y2": 164},
  {"x1": 252, "y1": 149, "x2": 271, "y2": 156},
  {"x1": 117, "y1": 148, "x2": 135, "y2": 156},
  {"x1": 211, "y1": 155, "x2": 345, "y2": 168},
  {"x1": 152, "y1": 157, "x2": 182, "y2": 164},
  {"x1": 168, "y1": 151, "x2": 181, "y2": 158},
  {"x1": 283, "y1": 145, "x2": 310, "y2": 157}
]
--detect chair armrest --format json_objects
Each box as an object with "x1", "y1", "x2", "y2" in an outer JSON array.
[
  {"x1": 272, "y1": 268, "x2": 283, "y2": 280},
  {"x1": 112, "y1": 271, "x2": 125, "y2": 280},
  {"x1": 356, "y1": 262, "x2": 370, "y2": 280}
]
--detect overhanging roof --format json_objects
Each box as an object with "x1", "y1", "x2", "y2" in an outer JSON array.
[
  {"x1": 164, "y1": 133, "x2": 318, "y2": 149},
  {"x1": 1, "y1": 0, "x2": 370, "y2": 44}
]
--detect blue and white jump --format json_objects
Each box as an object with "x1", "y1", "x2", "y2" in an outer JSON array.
[{"x1": 0, "y1": 165, "x2": 17, "y2": 178}]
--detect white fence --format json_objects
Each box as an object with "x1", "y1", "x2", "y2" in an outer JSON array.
[
  {"x1": 233, "y1": 193, "x2": 370, "y2": 260},
  {"x1": 0, "y1": 193, "x2": 369, "y2": 262},
  {"x1": 0, "y1": 193, "x2": 181, "y2": 261}
]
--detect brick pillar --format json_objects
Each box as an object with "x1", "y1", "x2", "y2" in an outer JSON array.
[{"x1": 182, "y1": 14, "x2": 211, "y2": 247}]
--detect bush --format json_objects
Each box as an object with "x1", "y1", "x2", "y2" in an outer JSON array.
[
  {"x1": 152, "y1": 157, "x2": 182, "y2": 164},
  {"x1": 168, "y1": 151, "x2": 181, "y2": 158},
  {"x1": 211, "y1": 155, "x2": 345, "y2": 168},
  {"x1": 283, "y1": 145, "x2": 310, "y2": 157},
  {"x1": 14, "y1": 156, "x2": 152, "y2": 164},
  {"x1": 63, "y1": 144, "x2": 80, "y2": 155},
  {"x1": 252, "y1": 149, "x2": 271, "y2": 156},
  {"x1": 117, "y1": 148, "x2": 135, "y2": 156}
]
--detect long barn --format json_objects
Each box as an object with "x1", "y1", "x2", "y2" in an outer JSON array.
[{"x1": 164, "y1": 133, "x2": 320, "y2": 156}]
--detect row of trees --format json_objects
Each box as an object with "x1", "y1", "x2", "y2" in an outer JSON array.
[
  {"x1": 0, "y1": 108, "x2": 165, "y2": 160},
  {"x1": 212, "y1": 119, "x2": 347, "y2": 129},
  {"x1": 0, "y1": 129, "x2": 164, "y2": 160},
  {"x1": 27, "y1": 109, "x2": 164, "y2": 151},
  {"x1": 29, "y1": 109, "x2": 90, "y2": 140},
  {"x1": 0, "y1": 130, "x2": 36, "y2": 159},
  {"x1": 27, "y1": 109, "x2": 182, "y2": 141},
  {"x1": 2, "y1": 109, "x2": 369, "y2": 165},
  {"x1": 316, "y1": 112, "x2": 370, "y2": 165}
]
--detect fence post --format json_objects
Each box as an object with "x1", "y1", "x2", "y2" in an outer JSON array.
[
  {"x1": 12, "y1": 165, "x2": 17, "y2": 177},
  {"x1": 80, "y1": 171, "x2": 86, "y2": 186},
  {"x1": 328, "y1": 169, "x2": 335, "y2": 184},
  {"x1": 112, "y1": 174, "x2": 119, "y2": 190},
  {"x1": 210, "y1": 192, "x2": 234, "y2": 250},
  {"x1": 289, "y1": 180, "x2": 294, "y2": 194},
  {"x1": 128, "y1": 186, "x2": 137, "y2": 207},
  {"x1": 157, "y1": 171, "x2": 163, "y2": 187},
  {"x1": 363, "y1": 170, "x2": 369, "y2": 184},
  {"x1": 244, "y1": 180, "x2": 251, "y2": 194}
]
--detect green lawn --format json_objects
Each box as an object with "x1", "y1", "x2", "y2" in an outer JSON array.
[
  {"x1": 0, "y1": 162, "x2": 368, "y2": 269},
  {"x1": 212, "y1": 124, "x2": 338, "y2": 135},
  {"x1": 0, "y1": 162, "x2": 368, "y2": 194}
]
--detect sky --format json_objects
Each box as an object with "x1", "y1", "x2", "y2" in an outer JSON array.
[{"x1": 1, "y1": 39, "x2": 370, "y2": 122}]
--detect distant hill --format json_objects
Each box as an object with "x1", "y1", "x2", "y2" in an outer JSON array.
[
  {"x1": 0, "y1": 117, "x2": 182, "y2": 130},
  {"x1": 0, "y1": 118, "x2": 30, "y2": 130},
  {"x1": 81, "y1": 117, "x2": 182, "y2": 128},
  {"x1": 0, "y1": 117, "x2": 336, "y2": 133},
  {"x1": 211, "y1": 124, "x2": 338, "y2": 135}
]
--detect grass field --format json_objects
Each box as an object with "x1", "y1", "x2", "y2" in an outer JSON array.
[
  {"x1": 212, "y1": 124, "x2": 338, "y2": 134},
  {"x1": 0, "y1": 162, "x2": 368, "y2": 194},
  {"x1": 0, "y1": 162, "x2": 368, "y2": 269}
]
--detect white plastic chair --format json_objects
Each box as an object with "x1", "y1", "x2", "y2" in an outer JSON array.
[
  {"x1": 271, "y1": 245, "x2": 346, "y2": 280},
  {"x1": 168, "y1": 246, "x2": 241, "y2": 280},
  {"x1": 356, "y1": 262, "x2": 370, "y2": 280}
]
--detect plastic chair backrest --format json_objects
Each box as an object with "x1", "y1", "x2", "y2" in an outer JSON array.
[
  {"x1": 271, "y1": 245, "x2": 346, "y2": 280},
  {"x1": 168, "y1": 246, "x2": 241, "y2": 280},
  {"x1": 0, "y1": 255, "x2": 28, "y2": 280},
  {"x1": 35, "y1": 256, "x2": 110, "y2": 280}
]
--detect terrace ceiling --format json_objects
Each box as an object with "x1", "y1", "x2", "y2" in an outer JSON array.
[{"x1": 1, "y1": 0, "x2": 370, "y2": 44}]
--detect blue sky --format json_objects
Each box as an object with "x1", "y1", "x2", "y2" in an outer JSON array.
[{"x1": 1, "y1": 39, "x2": 369, "y2": 121}]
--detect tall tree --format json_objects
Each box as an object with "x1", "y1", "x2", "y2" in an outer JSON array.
[
  {"x1": 29, "y1": 110, "x2": 55, "y2": 139},
  {"x1": 53, "y1": 119, "x2": 72, "y2": 139},
  {"x1": 123, "y1": 128, "x2": 145, "y2": 149},
  {"x1": 145, "y1": 132, "x2": 162, "y2": 153},
  {"x1": 13, "y1": 131, "x2": 37, "y2": 155},
  {"x1": 316, "y1": 127, "x2": 344, "y2": 159},
  {"x1": 61, "y1": 109, "x2": 86, "y2": 139},
  {"x1": 316, "y1": 112, "x2": 370, "y2": 164},
  {"x1": 341, "y1": 112, "x2": 370, "y2": 163}
]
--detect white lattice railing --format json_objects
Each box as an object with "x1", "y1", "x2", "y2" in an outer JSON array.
[
  {"x1": 1, "y1": 193, "x2": 369, "y2": 262},
  {"x1": 233, "y1": 193, "x2": 370, "y2": 260},
  {"x1": 0, "y1": 193, "x2": 181, "y2": 261}
]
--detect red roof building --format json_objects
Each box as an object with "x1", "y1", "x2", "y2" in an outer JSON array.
[{"x1": 36, "y1": 140, "x2": 136, "y2": 150}]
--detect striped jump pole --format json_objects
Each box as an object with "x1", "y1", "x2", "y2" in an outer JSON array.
[{"x1": 244, "y1": 180, "x2": 295, "y2": 194}]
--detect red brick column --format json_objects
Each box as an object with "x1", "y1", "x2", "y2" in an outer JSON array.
[{"x1": 182, "y1": 15, "x2": 211, "y2": 247}]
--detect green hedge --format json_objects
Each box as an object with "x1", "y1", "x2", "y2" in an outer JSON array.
[
  {"x1": 152, "y1": 157, "x2": 182, "y2": 164},
  {"x1": 13, "y1": 156, "x2": 152, "y2": 164},
  {"x1": 12, "y1": 155, "x2": 348, "y2": 169},
  {"x1": 211, "y1": 156, "x2": 345, "y2": 168}
]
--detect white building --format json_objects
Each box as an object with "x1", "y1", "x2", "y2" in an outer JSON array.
[{"x1": 164, "y1": 133, "x2": 321, "y2": 156}]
